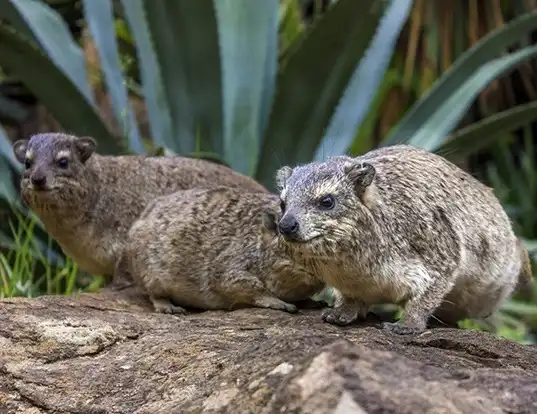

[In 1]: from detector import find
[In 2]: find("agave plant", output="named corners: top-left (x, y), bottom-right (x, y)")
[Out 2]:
top-left (1, 0), bottom-right (537, 261)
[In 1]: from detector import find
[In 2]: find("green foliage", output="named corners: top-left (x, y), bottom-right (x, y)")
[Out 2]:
top-left (0, 208), bottom-right (104, 299)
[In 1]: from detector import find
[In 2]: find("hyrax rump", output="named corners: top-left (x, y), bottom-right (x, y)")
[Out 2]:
top-left (275, 144), bottom-right (532, 335)
top-left (12, 133), bottom-right (268, 283)
top-left (123, 186), bottom-right (325, 314)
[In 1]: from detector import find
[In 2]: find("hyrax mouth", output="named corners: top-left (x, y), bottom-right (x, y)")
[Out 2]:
top-left (280, 233), bottom-right (322, 244)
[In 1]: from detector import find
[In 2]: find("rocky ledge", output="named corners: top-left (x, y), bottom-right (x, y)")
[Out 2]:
top-left (0, 287), bottom-right (536, 413)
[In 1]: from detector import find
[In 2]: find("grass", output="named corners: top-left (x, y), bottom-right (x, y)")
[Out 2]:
top-left (0, 207), bottom-right (104, 299)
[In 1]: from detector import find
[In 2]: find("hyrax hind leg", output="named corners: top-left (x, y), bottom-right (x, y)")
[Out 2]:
top-left (382, 270), bottom-right (456, 336)
top-left (218, 271), bottom-right (298, 313)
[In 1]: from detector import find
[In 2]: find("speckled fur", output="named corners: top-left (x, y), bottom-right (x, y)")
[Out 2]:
top-left (123, 187), bottom-right (325, 314)
top-left (276, 144), bottom-right (527, 335)
top-left (12, 133), bottom-right (267, 283)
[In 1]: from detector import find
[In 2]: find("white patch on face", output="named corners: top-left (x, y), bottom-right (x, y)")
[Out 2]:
top-left (312, 179), bottom-right (340, 200)
top-left (25, 150), bottom-right (34, 160)
top-left (55, 150), bottom-right (71, 160)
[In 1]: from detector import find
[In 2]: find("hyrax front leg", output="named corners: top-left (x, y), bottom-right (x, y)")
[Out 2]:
top-left (150, 295), bottom-right (187, 315)
top-left (322, 289), bottom-right (369, 326)
top-left (110, 252), bottom-right (135, 291)
top-left (382, 271), bottom-right (456, 336)
top-left (220, 271), bottom-right (298, 313)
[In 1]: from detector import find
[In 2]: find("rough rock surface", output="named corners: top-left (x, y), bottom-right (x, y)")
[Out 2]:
top-left (0, 287), bottom-right (536, 414)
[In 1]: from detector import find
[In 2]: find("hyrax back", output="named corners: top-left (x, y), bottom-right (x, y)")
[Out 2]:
top-left (12, 133), bottom-right (268, 281)
top-left (276, 144), bottom-right (526, 335)
top-left (124, 186), bottom-right (324, 314)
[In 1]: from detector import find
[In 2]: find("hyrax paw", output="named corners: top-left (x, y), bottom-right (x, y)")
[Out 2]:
top-left (274, 302), bottom-right (298, 314)
top-left (321, 308), bottom-right (357, 326)
top-left (153, 303), bottom-right (187, 315)
top-left (257, 297), bottom-right (298, 313)
top-left (381, 321), bottom-right (424, 336)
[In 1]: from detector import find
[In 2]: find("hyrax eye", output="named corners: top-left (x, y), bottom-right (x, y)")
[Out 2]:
top-left (24, 158), bottom-right (32, 169)
top-left (57, 158), bottom-right (69, 169)
top-left (318, 195), bottom-right (335, 210)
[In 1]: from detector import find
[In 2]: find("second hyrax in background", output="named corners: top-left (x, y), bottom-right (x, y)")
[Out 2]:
top-left (12, 133), bottom-right (268, 285)
top-left (122, 186), bottom-right (325, 314)
top-left (275, 144), bottom-right (533, 335)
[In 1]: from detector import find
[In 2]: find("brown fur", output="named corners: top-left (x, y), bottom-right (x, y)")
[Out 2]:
top-left (122, 187), bottom-right (325, 314)
top-left (12, 133), bottom-right (268, 284)
top-left (275, 145), bottom-right (524, 335)
top-left (516, 238), bottom-right (533, 295)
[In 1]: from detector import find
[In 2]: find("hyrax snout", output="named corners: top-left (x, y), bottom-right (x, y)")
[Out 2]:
top-left (275, 145), bottom-right (532, 335)
top-left (122, 186), bottom-right (325, 314)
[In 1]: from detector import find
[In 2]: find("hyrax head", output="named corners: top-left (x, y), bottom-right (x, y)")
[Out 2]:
top-left (275, 158), bottom-right (376, 248)
top-left (12, 133), bottom-right (96, 205)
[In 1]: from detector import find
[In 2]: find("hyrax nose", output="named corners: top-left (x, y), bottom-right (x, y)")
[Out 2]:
top-left (278, 214), bottom-right (299, 237)
top-left (31, 174), bottom-right (47, 188)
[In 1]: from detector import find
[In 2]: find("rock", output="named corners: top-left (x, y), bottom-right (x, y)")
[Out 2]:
top-left (0, 286), bottom-right (536, 413)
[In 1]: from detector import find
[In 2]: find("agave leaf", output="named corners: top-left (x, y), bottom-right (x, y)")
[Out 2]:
top-left (313, 0), bottom-right (413, 161)
top-left (385, 11), bottom-right (537, 145)
top-left (0, 24), bottom-right (124, 154)
top-left (214, 0), bottom-right (279, 175)
top-left (500, 300), bottom-right (537, 316)
top-left (0, 125), bottom-right (21, 172)
top-left (142, 0), bottom-right (222, 155)
top-left (120, 0), bottom-right (173, 150)
top-left (279, 0), bottom-right (304, 57)
top-left (0, 94), bottom-right (28, 123)
top-left (403, 45), bottom-right (537, 152)
top-left (82, 0), bottom-right (144, 153)
top-left (437, 101), bottom-right (537, 162)
top-left (0, 160), bottom-right (17, 204)
top-left (349, 69), bottom-right (402, 157)
top-left (256, 0), bottom-right (390, 189)
top-left (5, 0), bottom-right (94, 104)
top-left (0, 125), bottom-right (19, 204)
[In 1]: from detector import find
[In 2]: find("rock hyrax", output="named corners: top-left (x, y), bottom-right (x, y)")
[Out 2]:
top-left (122, 186), bottom-right (325, 314)
top-left (275, 144), bottom-right (532, 335)
top-left (12, 133), bottom-right (268, 283)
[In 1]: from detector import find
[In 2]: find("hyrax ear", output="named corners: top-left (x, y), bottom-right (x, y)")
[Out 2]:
top-left (262, 210), bottom-right (279, 233)
top-left (344, 161), bottom-right (376, 197)
top-left (12, 139), bottom-right (28, 163)
top-left (75, 136), bottom-right (97, 163)
top-left (275, 166), bottom-right (293, 192)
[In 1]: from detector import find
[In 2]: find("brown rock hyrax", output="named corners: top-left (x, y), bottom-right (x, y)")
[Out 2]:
top-left (275, 144), bottom-right (533, 335)
top-left (122, 186), bottom-right (325, 314)
top-left (12, 133), bottom-right (268, 284)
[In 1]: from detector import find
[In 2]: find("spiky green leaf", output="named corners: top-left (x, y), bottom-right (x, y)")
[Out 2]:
top-left (142, 0), bottom-right (222, 155)
top-left (214, 0), bottom-right (279, 175)
top-left (437, 101), bottom-right (537, 162)
top-left (0, 24), bottom-right (124, 154)
top-left (256, 0), bottom-right (390, 189)
top-left (314, 0), bottom-right (413, 160)
top-left (385, 11), bottom-right (537, 145)
top-left (6, 0), bottom-right (94, 104)
top-left (120, 0), bottom-right (174, 149)
top-left (403, 45), bottom-right (537, 151)
top-left (82, 0), bottom-right (144, 153)
top-left (0, 125), bottom-right (19, 204)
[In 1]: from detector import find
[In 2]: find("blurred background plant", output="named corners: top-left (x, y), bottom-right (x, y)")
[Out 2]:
top-left (1, 0), bottom-right (537, 343)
